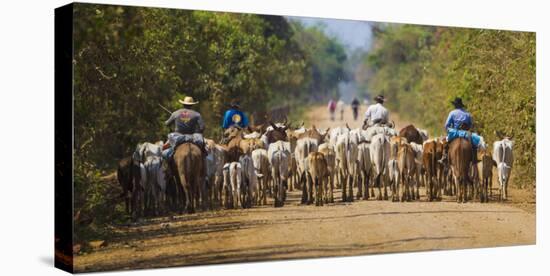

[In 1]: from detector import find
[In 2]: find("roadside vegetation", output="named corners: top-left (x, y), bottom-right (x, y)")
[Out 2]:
top-left (362, 24), bottom-right (535, 188)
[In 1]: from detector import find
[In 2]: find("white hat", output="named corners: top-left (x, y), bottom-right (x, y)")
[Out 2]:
top-left (178, 96), bottom-right (198, 105)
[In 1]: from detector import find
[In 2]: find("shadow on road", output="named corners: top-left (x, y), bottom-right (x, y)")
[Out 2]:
top-left (81, 235), bottom-right (471, 272)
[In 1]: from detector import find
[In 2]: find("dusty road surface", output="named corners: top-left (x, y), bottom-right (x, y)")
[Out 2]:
top-left (74, 105), bottom-right (535, 272)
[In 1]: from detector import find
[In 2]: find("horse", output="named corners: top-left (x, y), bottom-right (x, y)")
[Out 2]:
top-left (448, 137), bottom-right (473, 203)
top-left (173, 143), bottom-right (204, 213)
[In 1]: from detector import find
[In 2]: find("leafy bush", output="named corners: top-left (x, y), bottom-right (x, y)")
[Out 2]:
top-left (364, 24), bottom-right (535, 187)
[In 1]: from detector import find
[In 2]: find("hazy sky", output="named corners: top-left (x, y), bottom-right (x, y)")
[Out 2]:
top-left (289, 16), bottom-right (373, 52)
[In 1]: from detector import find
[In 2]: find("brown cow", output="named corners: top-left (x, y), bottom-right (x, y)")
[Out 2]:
top-left (265, 121), bottom-right (289, 144)
top-left (285, 128), bottom-right (305, 191)
top-left (399, 142), bottom-right (419, 201)
top-left (240, 137), bottom-right (265, 155)
top-left (173, 143), bottom-right (204, 213)
top-left (448, 138), bottom-right (473, 203)
top-left (223, 127), bottom-right (245, 162)
top-left (399, 124), bottom-right (424, 145)
top-left (477, 148), bottom-right (497, 203)
top-left (297, 125), bottom-right (330, 144)
top-left (392, 137), bottom-right (418, 201)
top-left (117, 156), bottom-right (141, 216)
top-left (307, 152), bottom-right (329, 206)
top-left (318, 142), bottom-right (336, 203)
top-left (422, 139), bottom-right (441, 201)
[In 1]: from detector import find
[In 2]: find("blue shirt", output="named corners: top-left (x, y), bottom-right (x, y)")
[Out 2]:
top-left (445, 108), bottom-right (473, 130)
top-left (222, 109), bottom-right (249, 129)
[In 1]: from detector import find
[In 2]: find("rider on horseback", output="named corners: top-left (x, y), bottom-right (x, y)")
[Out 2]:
top-left (364, 95), bottom-right (389, 127)
top-left (162, 96), bottom-right (207, 158)
top-left (222, 101), bottom-right (249, 129)
top-left (439, 97), bottom-right (481, 163)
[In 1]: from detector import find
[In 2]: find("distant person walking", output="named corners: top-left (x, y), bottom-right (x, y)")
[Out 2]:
top-left (328, 99), bottom-right (337, 121)
top-left (351, 97), bottom-right (360, 121)
top-left (337, 100), bottom-right (345, 121)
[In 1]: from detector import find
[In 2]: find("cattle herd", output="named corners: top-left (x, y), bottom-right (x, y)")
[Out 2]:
top-left (117, 120), bottom-right (515, 219)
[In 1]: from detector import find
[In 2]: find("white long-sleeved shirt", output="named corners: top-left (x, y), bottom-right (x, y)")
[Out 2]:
top-left (364, 103), bottom-right (389, 124)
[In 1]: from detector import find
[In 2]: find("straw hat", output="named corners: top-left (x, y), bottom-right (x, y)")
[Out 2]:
top-left (178, 96), bottom-right (199, 105)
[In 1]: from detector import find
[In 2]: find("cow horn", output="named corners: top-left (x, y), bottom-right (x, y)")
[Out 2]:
top-left (362, 119), bottom-right (368, 130)
top-left (390, 120), bottom-right (395, 129)
top-left (345, 123), bottom-right (351, 131)
top-left (322, 127), bottom-right (330, 141)
top-left (300, 121), bottom-right (305, 128)
top-left (269, 121), bottom-right (278, 130)
top-left (495, 130), bottom-right (504, 139)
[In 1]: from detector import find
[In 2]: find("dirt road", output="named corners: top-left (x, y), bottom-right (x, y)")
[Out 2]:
top-left (74, 105), bottom-right (535, 273)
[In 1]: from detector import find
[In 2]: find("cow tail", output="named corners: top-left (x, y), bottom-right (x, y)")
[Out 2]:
top-left (501, 142), bottom-right (506, 166)
top-left (181, 150), bottom-right (189, 190)
top-left (381, 136), bottom-right (386, 172)
top-left (432, 140), bottom-right (437, 176)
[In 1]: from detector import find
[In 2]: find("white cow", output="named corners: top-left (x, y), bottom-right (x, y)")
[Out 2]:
top-left (350, 128), bottom-right (371, 200)
top-left (134, 142), bottom-right (166, 215)
top-left (268, 141), bottom-right (291, 207)
top-left (329, 127), bottom-right (349, 147)
top-left (493, 138), bottom-right (514, 200)
top-left (388, 137), bottom-right (401, 201)
top-left (133, 141), bottom-right (163, 163)
top-left (223, 162), bottom-right (242, 209)
top-left (356, 141), bottom-right (372, 200)
top-left (335, 131), bottom-right (359, 202)
top-left (239, 154), bottom-right (260, 208)
top-left (370, 133), bottom-right (391, 200)
top-left (142, 156), bottom-right (166, 215)
top-left (318, 142), bottom-right (336, 203)
top-left (295, 137), bottom-right (319, 204)
top-left (364, 125), bottom-right (397, 142)
top-left (252, 149), bottom-right (270, 205)
top-left (205, 140), bottom-right (227, 204)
